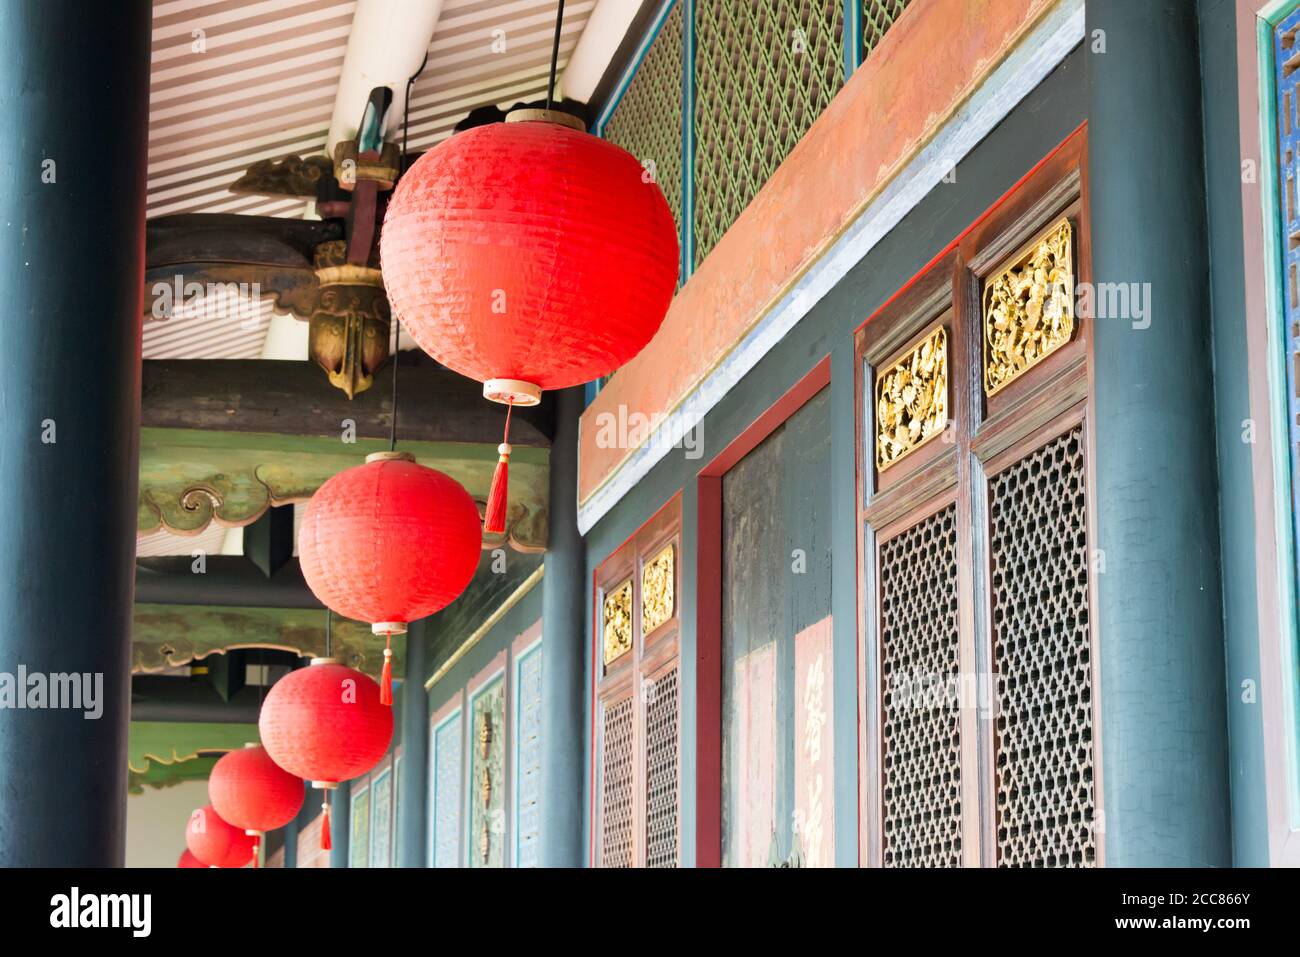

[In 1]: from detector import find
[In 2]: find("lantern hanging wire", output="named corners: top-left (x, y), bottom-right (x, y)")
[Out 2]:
top-left (546, 0), bottom-right (565, 111)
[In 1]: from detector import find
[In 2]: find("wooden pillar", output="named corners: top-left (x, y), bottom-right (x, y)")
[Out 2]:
top-left (1086, 0), bottom-right (1231, 865)
top-left (396, 619), bottom-right (429, 866)
top-left (540, 387), bottom-right (587, 866)
top-left (0, 0), bottom-right (150, 865)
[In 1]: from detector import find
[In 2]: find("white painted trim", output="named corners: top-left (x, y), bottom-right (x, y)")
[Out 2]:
top-left (577, 0), bottom-right (1085, 534)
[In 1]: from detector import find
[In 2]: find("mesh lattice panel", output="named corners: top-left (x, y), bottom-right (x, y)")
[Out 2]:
top-left (693, 0), bottom-right (845, 266)
top-left (604, 1), bottom-right (684, 272)
top-left (600, 695), bottom-right (636, 867)
top-left (644, 667), bottom-right (680, 868)
top-left (878, 504), bottom-right (963, 867)
top-left (989, 426), bottom-right (1096, 867)
top-left (863, 1), bottom-right (911, 60)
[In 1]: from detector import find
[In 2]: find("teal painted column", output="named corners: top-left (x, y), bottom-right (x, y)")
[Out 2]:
top-left (1196, 0), bottom-right (1271, 867)
top-left (281, 781), bottom-right (308, 867)
top-left (396, 620), bottom-right (429, 866)
top-left (1086, 0), bottom-right (1231, 865)
top-left (540, 387), bottom-right (587, 866)
top-left (329, 779), bottom-right (351, 868)
top-left (0, 0), bottom-right (150, 865)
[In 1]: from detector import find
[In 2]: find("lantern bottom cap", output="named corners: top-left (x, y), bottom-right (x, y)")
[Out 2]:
top-left (244, 829), bottom-right (261, 837)
top-left (311, 780), bottom-right (339, 790)
top-left (484, 378), bottom-right (542, 406)
top-left (372, 621), bottom-right (407, 635)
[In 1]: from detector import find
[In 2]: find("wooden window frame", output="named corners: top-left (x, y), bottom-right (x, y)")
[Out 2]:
top-left (590, 493), bottom-right (683, 867)
top-left (854, 123), bottom-right (1105, 867)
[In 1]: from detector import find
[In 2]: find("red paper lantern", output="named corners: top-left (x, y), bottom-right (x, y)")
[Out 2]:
top-left (380, 111), bottom-right (679, 533)
top-left (177, 849), bottom-right (205, 868)
top-left (186, 804), bottom-right (255, 869)
top-left (258, 659), bottom-right (393, 786)
top-left (209, 743), bottom-right (304, 834)
top-left (299, 451), bottom-right (482, 633)
top-left (381, 111), bottom-right (679, 399)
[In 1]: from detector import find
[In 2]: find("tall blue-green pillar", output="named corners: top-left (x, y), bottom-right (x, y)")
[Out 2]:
top-left (397, 619), bottom-right (429, 866)
top-left (1086, 0), bottom-right (1231, 866)
top-left (540, 387), bottom-right (587, 866)
top-left (0, 0), bottom-right (150, 866)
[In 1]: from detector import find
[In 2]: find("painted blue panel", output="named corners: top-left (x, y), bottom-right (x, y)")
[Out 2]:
top-left (369, 767), bottom-right (393, 868)
top-left (514, 643), bottom-right (544, 867)
top-left (431, 711), bottom-right (463, 868)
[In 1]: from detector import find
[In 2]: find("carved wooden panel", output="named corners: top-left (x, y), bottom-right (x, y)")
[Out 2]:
top-left (644, 666), bottom-right (680, 868)
top-left (642, 543), bottom-right (675, 636)
top-left (878, 504), bottom-right (962, 867)
top-left (982, 219), bottom-right (1075, 396)
top-left (468, 677), bottom-right (506, 868)
top-left (875, 325), bottom-right (948, 470)
top-left (988, 427), bottom-right (1096, 867)
top-left (603, 579), bottom-right (633, 667)
top-left (599, 695), bottom-right (636, 868)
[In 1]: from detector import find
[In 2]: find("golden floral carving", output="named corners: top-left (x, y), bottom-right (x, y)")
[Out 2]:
top-left (602, 579), bottom-right (633, 667)
top-left (641, 544), bottom-right (675, 635)
top-left (983, 219), bottom-right (1075, 395)
top-left (875, 326), bottom-right (948, 470)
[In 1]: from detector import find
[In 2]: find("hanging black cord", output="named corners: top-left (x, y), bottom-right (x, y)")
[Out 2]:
top-left (545, 0), bottom-right (565, 111)
top-left (388, 50), bottom-right (431, 452)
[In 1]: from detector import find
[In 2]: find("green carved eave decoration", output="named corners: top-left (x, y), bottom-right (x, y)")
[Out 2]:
top-left (137, 428), bottom-right (549, 552)
top-left (127, 721), bottom-right (255, 794)
top-left (129, 755), bottom-right (219, 795)
top-left (132, 602), bottom-right (403, 679)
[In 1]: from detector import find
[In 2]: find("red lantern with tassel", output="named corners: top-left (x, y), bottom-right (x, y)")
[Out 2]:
top-left (258, 658), bottom-right (393, 851)
top-left (380, 110), bottom-right (679, 532)
top-left (209, 743), bottom-right (304, 867)
top-left (298, 450), bottom-right (481, 702)
top-left (177, 849), bottom-right (205, 868)
top-left (186, 804), bottom-right (256, 868)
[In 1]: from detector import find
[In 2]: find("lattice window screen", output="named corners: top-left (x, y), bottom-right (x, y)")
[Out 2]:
top-left (600, 695), bottom-right (636, 867)
top-left (988, 426), bottom-right (1096, 867)
top-left (863, 0), bottom-right (911, 61)
top-left (604, 0), bottom-right (684, 276)
top-left (644, 667), bottom-right (680, 867)
top-left (693, 0), bottom-right (845, 266)
top-left (878, 504), bottom-right (963, 867)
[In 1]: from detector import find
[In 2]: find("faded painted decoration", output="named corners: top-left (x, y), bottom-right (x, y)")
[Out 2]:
top-left (514, 643), bottom-right (543, 868)
top-left (721, 389), bottom-right (833, 867)
top-left (370, 765), bottom-right (393, 868)
top-left (349, 785), bottom-right (370, 869)
top-left (430, 710), bottom-right (463, 868)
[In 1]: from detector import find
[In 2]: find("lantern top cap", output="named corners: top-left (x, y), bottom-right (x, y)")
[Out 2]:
top-left (505, 108), bottom-right (586, 132)
top-left (243, 741), bottom-right (259, 748)
top-left (364, 450), bottom-right (416, 464)
top-left (309, 656), bottom-right (342, 666)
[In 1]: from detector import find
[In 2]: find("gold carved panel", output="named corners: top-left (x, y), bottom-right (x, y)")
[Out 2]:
top-left (641, 543), bottom-right (675, 635)
top-left (983, 219), bottom-right (1075, 396)
top-left (875, 326), bottom-right (948, 471)
top-left (602, 579), bottom-right (633, 667)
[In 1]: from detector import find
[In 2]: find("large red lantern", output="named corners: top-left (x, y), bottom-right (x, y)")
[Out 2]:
top-left (298, 450), bottom-right (482, 700)
top-left (258, 658), bottom-right (393, 850)
top-left (209, 743), bottom-right (304, 864)
top-left (380, 110), bottom-right (679, 532)
top-left (186, 804), bottom-right (255, 869)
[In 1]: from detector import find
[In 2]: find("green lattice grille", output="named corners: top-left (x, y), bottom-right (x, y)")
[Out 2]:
top-left (863, 0), bottom-right (911, 60)
top-left (603, 1), bottom-right (685, 271)
top-left (693, 0), bottom-right (845, 266)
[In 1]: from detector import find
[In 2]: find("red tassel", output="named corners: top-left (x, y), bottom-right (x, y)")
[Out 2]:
top-left (321, 800), bottom-right (332, 851)
top-left (484, 403), bottom-right (512, 535)
top-left (379, 634), bottom-right (393, 706)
